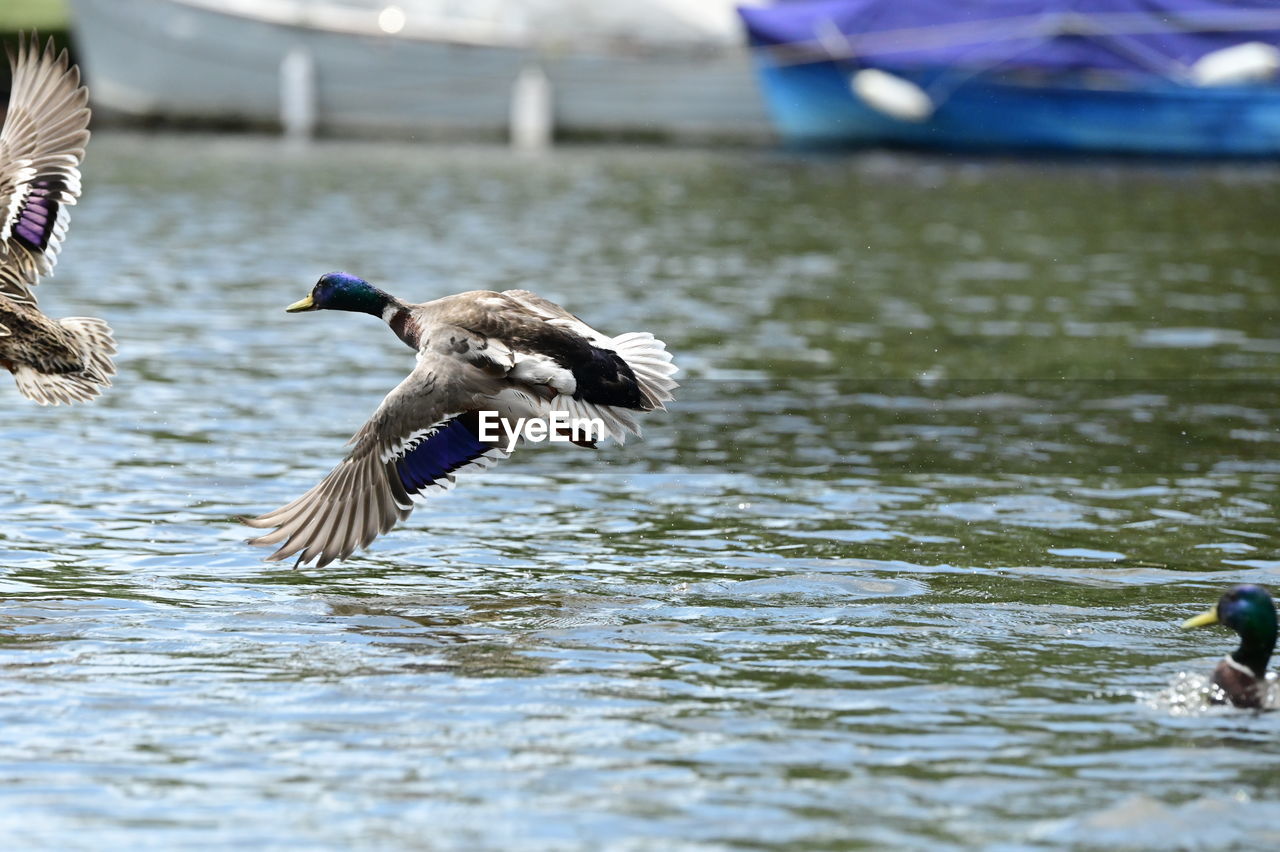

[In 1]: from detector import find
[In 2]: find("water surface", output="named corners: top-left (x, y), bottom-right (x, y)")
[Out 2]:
top-left (2, 135), bottom-right (1280, 848)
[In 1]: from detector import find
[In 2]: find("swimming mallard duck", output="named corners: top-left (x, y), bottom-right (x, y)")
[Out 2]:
top-left (1182, 584), bottom-right (1277, 709)
top-left (246, 272), bottom-right (678, 567)
top-left (0, 34), bottom-right (114, 405)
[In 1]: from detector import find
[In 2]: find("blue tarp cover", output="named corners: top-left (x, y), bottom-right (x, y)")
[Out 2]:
top-left (739, 0), bottom-right (1280, 75)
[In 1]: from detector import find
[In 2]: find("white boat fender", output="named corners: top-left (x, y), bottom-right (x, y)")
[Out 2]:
top-left (1191, 42), bottom-right (1280, 86)
top-left (850, 68), bottom-right (935, 121)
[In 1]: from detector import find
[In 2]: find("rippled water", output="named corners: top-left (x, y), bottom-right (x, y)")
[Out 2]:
top-left (2, 134), bottom-right (1280, 848)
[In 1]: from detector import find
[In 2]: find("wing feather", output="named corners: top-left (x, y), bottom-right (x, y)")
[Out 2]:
top-left (500, 289), bottom-right (613, 348)
top-left (246, 352), bottom-right (508, 568)
top-left (0, 34), bottom-right (91, 306)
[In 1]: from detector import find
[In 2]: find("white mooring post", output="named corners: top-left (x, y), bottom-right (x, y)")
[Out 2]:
top-left (280, 48), bottom-right (317, 140)
top-left (510, 64), bottom-right (553, 151)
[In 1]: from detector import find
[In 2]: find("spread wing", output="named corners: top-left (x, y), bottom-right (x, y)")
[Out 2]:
top-left (245, 350), bottom-right (509, 568)
top-left (0, 34), bottom-right (90, 307)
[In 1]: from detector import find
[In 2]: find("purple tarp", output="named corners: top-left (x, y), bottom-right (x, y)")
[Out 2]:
top-left (739, 0), bottom-right (1280, 76)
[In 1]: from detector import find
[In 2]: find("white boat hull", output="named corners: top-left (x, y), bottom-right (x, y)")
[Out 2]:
top-left (68, 0), bottom-right (773, 141)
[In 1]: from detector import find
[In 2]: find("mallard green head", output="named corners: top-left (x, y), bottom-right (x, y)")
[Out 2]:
top-left (287, 272), bottom-right (391, 316)
top-left (1183, 584), bottom-right (1277, 676)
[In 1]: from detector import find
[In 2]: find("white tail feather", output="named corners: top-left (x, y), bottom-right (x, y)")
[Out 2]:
top-left (610, 331), bottom-right (678, 411)
top-left (61, 317), bottom-right (117, 383)
top-left (489, 332), bottom-right (677, 446)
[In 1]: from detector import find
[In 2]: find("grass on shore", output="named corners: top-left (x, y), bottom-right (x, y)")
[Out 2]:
top-left (0, 0), bottom-right (69, 32)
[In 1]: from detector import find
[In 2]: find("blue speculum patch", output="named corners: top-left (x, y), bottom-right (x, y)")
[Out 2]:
top-left (396, 416), bottom-right (489, 494)
top-left (14, 181), bottom-right (60, 250)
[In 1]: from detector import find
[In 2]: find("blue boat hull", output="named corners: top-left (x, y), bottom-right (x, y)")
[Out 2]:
top-left (751, 57), bottom-right (1280, 156)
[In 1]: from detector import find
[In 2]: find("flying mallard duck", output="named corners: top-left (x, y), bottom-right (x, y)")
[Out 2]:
top-left (246, 272), bottom-right (678, 567)
top-left (0, 35), bottom-right (115, 405)
top-left (1182, 584), bottom-right (1277, 709)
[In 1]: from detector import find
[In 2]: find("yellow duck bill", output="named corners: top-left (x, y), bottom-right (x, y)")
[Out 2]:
top-left (1182, 607), bottom-right (1220, 629)
top-left (286, 294), bottom-right (316, 312)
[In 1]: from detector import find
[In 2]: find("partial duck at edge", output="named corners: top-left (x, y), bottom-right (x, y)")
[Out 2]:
top-left (1183, 584), bottom-right (1277, 709)
top-left (0, 34), bottom-right (115, 405)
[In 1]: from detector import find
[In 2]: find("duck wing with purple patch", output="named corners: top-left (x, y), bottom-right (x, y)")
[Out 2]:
top-left (245, 351), bottom-right (509, 568)
top-left (0, 35), bottom-right (90, 307)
